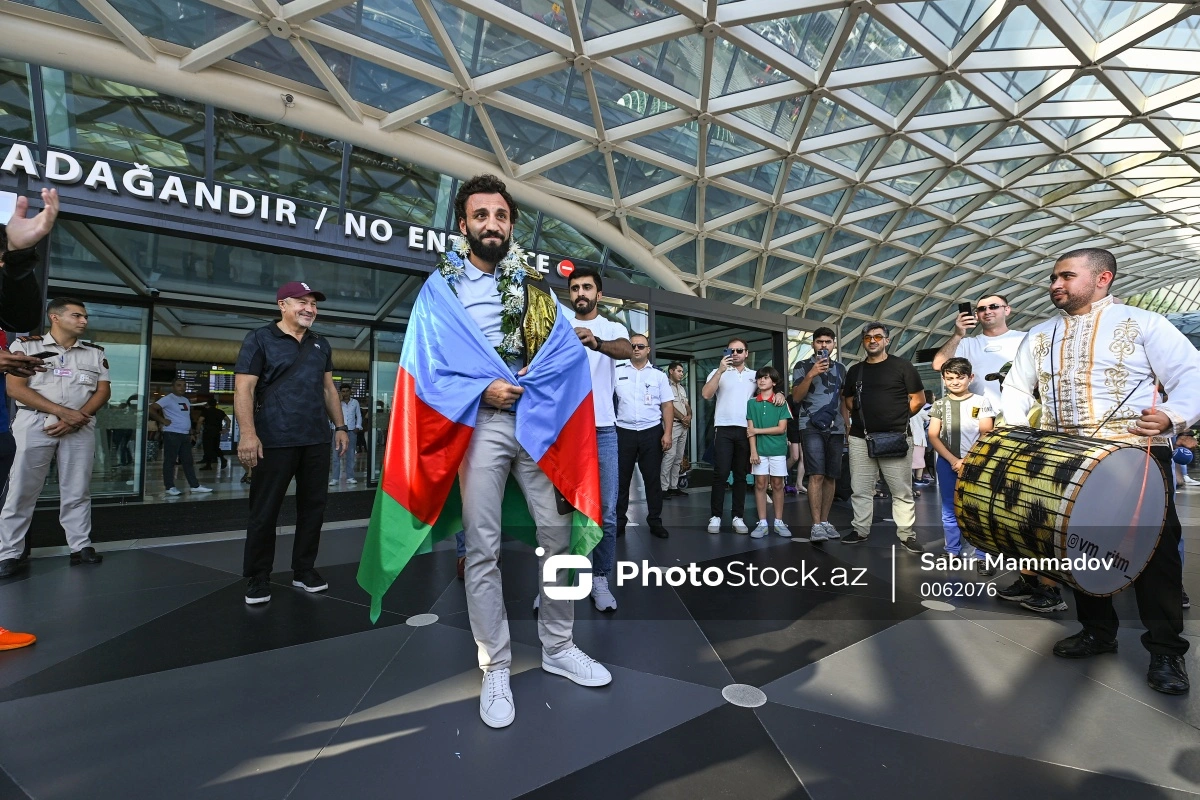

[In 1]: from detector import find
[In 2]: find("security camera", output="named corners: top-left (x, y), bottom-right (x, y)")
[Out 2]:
top-left (282, 93), bottom-right (295, 107)
top-left (147, 287), bottom-right (160, 297)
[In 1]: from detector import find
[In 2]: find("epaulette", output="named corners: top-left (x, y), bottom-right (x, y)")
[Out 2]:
top-left (80, 341), bottom-right (105, 350)
top-left (16, 335), bottom-right (42, 342)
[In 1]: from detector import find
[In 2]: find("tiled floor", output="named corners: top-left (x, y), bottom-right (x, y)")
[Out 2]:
top-left (0, 479), bottom-right (1197, 799)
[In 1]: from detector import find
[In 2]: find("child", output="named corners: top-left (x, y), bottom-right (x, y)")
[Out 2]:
top-left (927, 358), bottom-right (994, 571)
top-left (747, 367), bottom-right (792, 538)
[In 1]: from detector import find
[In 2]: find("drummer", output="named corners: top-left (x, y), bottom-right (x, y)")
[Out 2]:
top-left (1001, 247), bottom-right (1200, 696)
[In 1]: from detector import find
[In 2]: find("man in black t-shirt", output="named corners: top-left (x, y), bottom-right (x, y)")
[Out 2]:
top-left (198, 398), bottom-right (229, 469)
top-left (839, 322), bottom-right (926, 552)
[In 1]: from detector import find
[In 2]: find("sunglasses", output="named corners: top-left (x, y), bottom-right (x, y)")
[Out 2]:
top-left (862, 334), bottom-right (886, 343)
top-left (729, 348), bottom-right (746, 354)
top-left (975, 303), bottom-right (1006, 313)
top-left (632, 343), bottom-right (649, 350)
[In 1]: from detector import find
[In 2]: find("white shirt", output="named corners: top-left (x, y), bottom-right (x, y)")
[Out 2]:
top-left (909, 407), bottom-right (929, 447)
top-left (154, 393), bottom-right (192, 434)
top-left (341, 398), bottom-right (362, 430)
top-left (707, 366), bottom-right (759, 427)
top-left (614, 362), bottom-right (673, 431)
top-left (954, 329), bottom-right (1026, 409)
top-left (573, 315), bottom-right (629, 427)
top-left (1001, 295), bottom-right (1200, 446)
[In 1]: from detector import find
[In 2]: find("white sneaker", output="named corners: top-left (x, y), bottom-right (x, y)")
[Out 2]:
top-left (591, 575), bottom-right (617, 611)
top-left (480, 668), bottom-right (515, 728)
top-left (542, 645), bottom-right (612, 687)
top-left (328, 479), bottom-right (337, 486)
top-left (1185, 476), bottom-right (1200, 486)
top-left (810, 523), bottom-right (829, 541)
top-left (707, 516), bottom-right (721, 534)
top-left (821, 522), bottom-right (841, 539)
top-left (774, 520), bottom-right (791, 538)
top-left (750, 521), bottom-right (769, 539)
top-left (191, 485), bottom-right (213, 493)
top-left (165, 487), bottom-right (182, 496)
top-left (766, 495), bottom-right (773, 505)
top-left (732, 517), bottom-right (749, 534)
top-left (347, 477), bottom-right (358, 485)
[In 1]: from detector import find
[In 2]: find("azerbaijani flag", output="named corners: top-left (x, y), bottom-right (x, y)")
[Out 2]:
top-left (357, 271), bottom-right (602, 622)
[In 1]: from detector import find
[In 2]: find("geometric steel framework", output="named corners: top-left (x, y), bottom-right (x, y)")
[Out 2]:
top-left (5, 0), bottom-right (1200, 356)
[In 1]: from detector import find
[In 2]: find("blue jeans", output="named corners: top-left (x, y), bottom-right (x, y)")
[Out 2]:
top-left (454, 427), bottom-right (619, 572)
top-left (592, 426), bottom-right (619, 578)
top-left (331, 431), bottom-right (357, 479)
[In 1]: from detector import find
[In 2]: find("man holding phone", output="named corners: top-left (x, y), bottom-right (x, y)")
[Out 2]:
top-left (931, 295), bottom-right (1025, 412)
top-left (791, 327), bottom-right (848, 541)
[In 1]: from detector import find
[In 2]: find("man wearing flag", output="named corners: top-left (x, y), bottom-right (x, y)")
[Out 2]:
top-left (358, 175), bottom-right (610, 729)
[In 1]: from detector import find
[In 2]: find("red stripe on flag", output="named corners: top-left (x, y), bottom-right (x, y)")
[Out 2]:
top-left (538, 393), bottom-right (602, 523)
top-left (382, 367), bottom-right (475, 526)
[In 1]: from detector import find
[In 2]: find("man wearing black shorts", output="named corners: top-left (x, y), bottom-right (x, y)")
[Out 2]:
top-left (791, 328), bottom-right (848, 541)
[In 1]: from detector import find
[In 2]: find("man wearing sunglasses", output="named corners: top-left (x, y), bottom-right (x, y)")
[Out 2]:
top-left (931, 295), bottom-right (1025, 411)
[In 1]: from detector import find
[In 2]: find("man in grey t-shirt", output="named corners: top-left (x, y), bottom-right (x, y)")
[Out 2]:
top-left (149, 378), bottom-right (212, 497)
top-left (791, 327), bottom-right (847, 541)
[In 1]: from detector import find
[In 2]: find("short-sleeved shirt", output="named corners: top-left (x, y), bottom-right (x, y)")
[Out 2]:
top-left (573, 315), bottom-right (629, 427)
top-left (791, 357), bottom-right (848, 434)
top-left (842, 355), bottom-right (924, 438)
top-left (201, 405), bottom-right (228, 433)
top-left (954, 330), bottom-right (1025, 410)
top-left (11, 333), bottom-right (110, 412)
top-left (747, 395), bottom-right (791, 457)
top-left (614, 362), bottom-right (673, 431)
top-left (235, 323), bottom-right (334, 448)
top-left (930, 394), bottom-right (994, 458)
top-left (154, 393), bottom-right (193, 433)
top-left (706, 366), bottom-right (758, 427)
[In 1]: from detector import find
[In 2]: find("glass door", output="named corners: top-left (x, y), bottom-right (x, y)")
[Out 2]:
top-left (371, 330), bottom-right (404, 483)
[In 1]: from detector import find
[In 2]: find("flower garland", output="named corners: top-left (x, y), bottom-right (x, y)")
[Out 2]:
top-left (439, 235), bottom-right (530, 362)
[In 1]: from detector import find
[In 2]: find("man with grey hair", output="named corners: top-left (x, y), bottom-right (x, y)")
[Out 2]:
top-left (840, 322), bottom-right (926, 552)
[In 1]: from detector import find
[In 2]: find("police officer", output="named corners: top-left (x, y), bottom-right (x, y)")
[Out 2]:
top-left (0, 297), bottom-right (111, 576)
top-left (614, 333), bottom-right (673, 540)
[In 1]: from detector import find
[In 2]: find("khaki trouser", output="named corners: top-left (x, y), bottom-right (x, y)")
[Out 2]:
top-left (660, 422), bottom-right (688, 490)
top-left (461, 407), bottom-right (573, 672)
top-left (847, 434), bottom-right (916, 541)
top-left (0, 410), bottom-right (95, 560)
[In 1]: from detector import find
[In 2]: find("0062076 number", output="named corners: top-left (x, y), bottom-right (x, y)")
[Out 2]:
top-left (920, 582), bottom-right (997, 598)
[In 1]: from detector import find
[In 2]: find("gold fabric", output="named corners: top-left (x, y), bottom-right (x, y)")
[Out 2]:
top-left (522, 283), bottom-right (557, 365)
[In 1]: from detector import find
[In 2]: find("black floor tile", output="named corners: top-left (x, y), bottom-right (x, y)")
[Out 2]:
top-left (0, 580), bottom-right (405, 701)
top-left (517, 703), bottom-right (809, 800)
top-left (757, 702), bottom-right (1200, 799)
top-left (0, 766), bottom-right (29, 800)
top-left (280, 547), bottom-right (459, 618)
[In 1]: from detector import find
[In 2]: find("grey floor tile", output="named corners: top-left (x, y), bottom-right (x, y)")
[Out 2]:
top-left (147, 526), bottom-right (369, 575)
top-left (758, 701), bottom-right (1200, 799)
top-left (0, 626), bottom-right (412, 800)
top-left (288, 622), bottom-right (725, 800)
top-left (763, 612), bottom-right (1200, 792)
top-left (0, 550), bottom-right (234, 603)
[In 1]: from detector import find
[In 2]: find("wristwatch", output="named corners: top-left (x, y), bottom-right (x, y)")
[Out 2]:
top-left (592, 336), bottom-right (604, 352)
top-left (335, 425), bottom-right (349, 432)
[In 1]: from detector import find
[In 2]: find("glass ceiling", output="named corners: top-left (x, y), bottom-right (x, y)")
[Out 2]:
top-left (8, 0), bottom-right (1200, 355)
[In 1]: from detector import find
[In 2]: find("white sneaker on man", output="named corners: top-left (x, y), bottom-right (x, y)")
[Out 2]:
top-left (707, 516), bottom-right (722, 534)
top-left (732, 517), bottom-right (749, 534)
top-left (751, 521), bottom-right (769, 539)
top-left (821, 522), bottom-right (841, 539)
top-left (810, 523), bottom-right (829, 541)
top-left (774, 520), bottom-right (792, 538)
top-left (480, 668), bottom-right (515, 728)
top-left (191, 485), bottom-right (213, 493)
top-left (347, 477), bottom-right (358, 485)
top-left (542, 645), bottom-right (612, 687)
top-left (591, 575), bottom-right (617, 611)
top-left (165, 487), bottom-right (182, 497)
top-left (328, 479), bottom-right (337, 487)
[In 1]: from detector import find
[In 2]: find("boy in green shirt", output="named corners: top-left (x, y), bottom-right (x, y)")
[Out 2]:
top-left (747, 367), bottom-right (792, 538)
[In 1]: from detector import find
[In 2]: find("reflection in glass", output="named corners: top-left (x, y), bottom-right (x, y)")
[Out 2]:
top-left (372, 330), bottom-right (403, 482)
top-left (214, 110), bottom-right (342, 205)
top-left (347, 146), bottom-right (441, 226)
top-left (0, 60), bottom-right (33, 142)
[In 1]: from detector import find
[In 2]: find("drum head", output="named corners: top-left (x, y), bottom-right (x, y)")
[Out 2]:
top-left (1067, 447), bottom-right (1167, 595)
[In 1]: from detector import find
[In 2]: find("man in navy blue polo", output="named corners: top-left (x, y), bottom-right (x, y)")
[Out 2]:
top-left (234, 281), bottom-right (349, 605)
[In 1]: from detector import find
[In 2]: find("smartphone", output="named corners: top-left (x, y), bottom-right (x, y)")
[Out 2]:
top-left (817, 348), bottom-right (830, 360)
top-left (723, 348), bottom-right (733, 357)
top-left (958, 302), bottom-right (972, 315)
top-left (28, 351), bottom-right (57, 360)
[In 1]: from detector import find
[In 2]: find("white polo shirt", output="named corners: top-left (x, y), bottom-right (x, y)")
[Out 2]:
top-left (614, 362), bottom-right (673, 431)
top-left (573, 315), bottom-right (629, 427)
top-left (707, 366), bottom-right (758, 427)
top-left (154, 393), bottom-right (193, 434)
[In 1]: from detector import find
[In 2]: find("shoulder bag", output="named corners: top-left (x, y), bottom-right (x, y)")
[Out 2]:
top-left (855, 380), bottom-right (909, 459)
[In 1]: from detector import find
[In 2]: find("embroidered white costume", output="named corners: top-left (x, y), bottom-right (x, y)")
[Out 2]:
top-left (1001, 295), bottom-right (1200, 445)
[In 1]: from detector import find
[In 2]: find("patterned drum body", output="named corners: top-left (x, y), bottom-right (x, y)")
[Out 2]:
top-left (955, 427), bottom-right (1167, 596)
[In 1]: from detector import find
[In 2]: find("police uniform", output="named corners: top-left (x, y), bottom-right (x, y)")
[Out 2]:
top-left (0, 333), bottom-right (110, 561)
top-left (613, 361), bottom-right (673, 535)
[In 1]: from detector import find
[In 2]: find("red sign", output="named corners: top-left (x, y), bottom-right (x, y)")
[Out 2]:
top-left (557, 259), bottom-right (575, 278)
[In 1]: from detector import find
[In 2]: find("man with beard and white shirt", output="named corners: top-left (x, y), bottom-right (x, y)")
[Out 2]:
top-left (568, 265), bottom-right (632, 611)
top-left (931, 294), bottom-right (1025, 412)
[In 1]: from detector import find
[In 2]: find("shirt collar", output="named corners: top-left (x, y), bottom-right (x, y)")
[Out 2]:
top-left (464, 260), bottom-right (498, 282)
top-left (42, 332), bottom-right (71, 350)
top-left (1057, 294), bottom-right (1114, 320)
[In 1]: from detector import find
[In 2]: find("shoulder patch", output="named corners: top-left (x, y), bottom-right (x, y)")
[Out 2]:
top-left (17, 335), bottom-right (42, 342)
top-left (81, 341), bottom-right (105, 350)
top-left (102, 358), bottom-right (109, 369)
